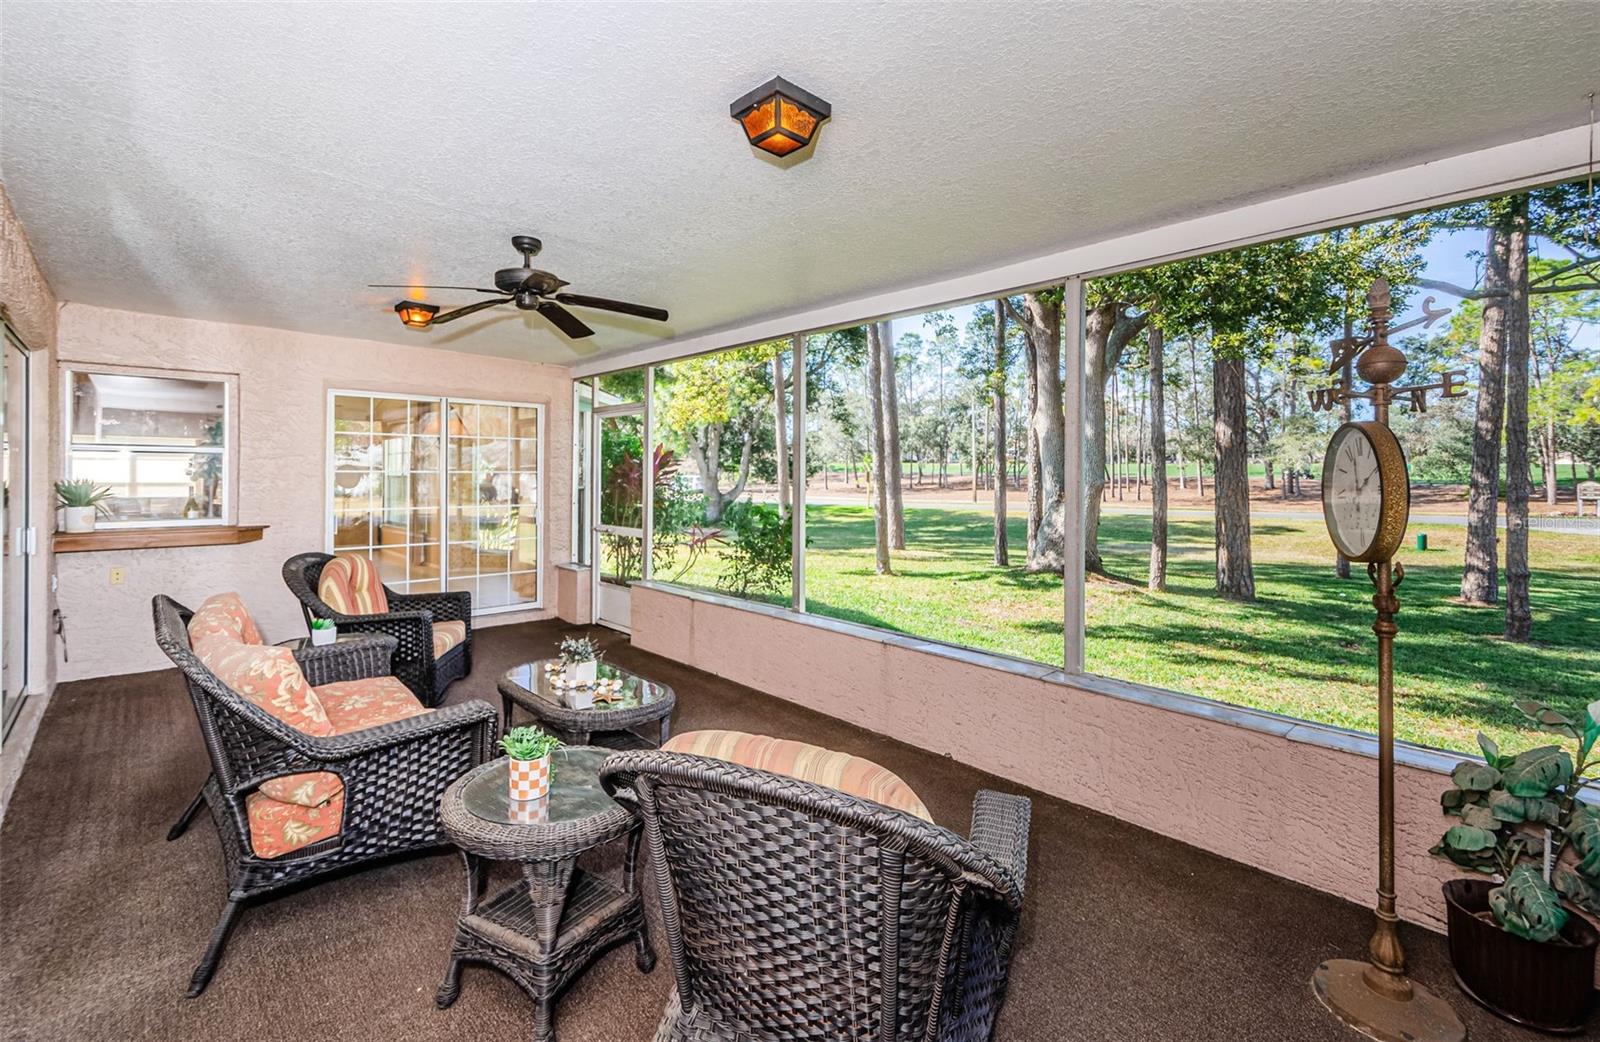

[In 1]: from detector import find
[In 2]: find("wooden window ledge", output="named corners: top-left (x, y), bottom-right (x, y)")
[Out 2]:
top-left (53, 524), bottom-right (268, 554)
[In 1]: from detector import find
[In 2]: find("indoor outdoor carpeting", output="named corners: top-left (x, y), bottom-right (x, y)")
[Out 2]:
top-left (0, 620), bottom-right (1554, 1041)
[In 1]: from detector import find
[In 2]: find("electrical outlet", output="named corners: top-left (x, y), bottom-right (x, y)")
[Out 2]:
top-left (109, 567), bottom-right (126, 586)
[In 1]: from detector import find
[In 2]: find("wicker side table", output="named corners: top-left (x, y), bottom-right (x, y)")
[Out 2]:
top-left (436, 748), bottom-right (654, 1042)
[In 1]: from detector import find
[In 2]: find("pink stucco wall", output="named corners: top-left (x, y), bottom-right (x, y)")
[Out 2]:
top-left (630, 583), bottom-right (1490, 945)
top-left (555, 563), bottom-right (593, 625)
top-left (1, 184), bottom-right (59, 694)
top-left (51, 303), bottom-right (573, 681)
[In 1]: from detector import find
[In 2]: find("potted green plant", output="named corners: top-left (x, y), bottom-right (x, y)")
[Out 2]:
top-left (500, 726), bottom-right (561, 802)
top-left (55, 479), bottom-right (113, 534)
top-left (558, 635), bottom-right (602, 687)
top-left (309, 617), bottom-right (336, 647)
top-left (1433, 698), bottom-right (1600, 1033)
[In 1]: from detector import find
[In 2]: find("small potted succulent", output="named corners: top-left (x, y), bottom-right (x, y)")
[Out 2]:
top-left (558, 635), bottom-right (603, 687)
top-left (55, 479), bottom-right (113, 533)
top-left (500, 726), bottom-right (561, 802)
top-left (308, 617), bottom-right (337, 647)
top-left (1432, 698), bottom-right (1600, 1033)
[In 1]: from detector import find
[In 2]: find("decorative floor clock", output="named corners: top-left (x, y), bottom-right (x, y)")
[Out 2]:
top-left (1308, 279), bottom-right (1468, 1042)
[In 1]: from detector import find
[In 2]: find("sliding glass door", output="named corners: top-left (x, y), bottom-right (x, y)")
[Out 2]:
top-left (2, 329), bottom-right (32, 738)
top-left (329, 392), bottom-right (543, 613)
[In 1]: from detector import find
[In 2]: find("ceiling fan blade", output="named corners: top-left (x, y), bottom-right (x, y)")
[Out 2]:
top-left (430, 297), bottom-right (513, 325)
top-left (370, 284), bottom-right (503, 294)
top-left (536, 302), bottom-right (596, 339)
top-left (555, 292), bottom-right (669, 322)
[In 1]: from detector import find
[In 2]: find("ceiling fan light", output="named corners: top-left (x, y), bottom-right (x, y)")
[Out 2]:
top-left (394, 300), bottom-right (439, 329)
top-left (731, 76), bottom-right (830, 158)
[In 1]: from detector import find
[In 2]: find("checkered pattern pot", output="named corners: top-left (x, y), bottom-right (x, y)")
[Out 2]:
top-left (507, 756), bottom-right (552, 801)
top-left (507, 798), bottom-right (550, 825)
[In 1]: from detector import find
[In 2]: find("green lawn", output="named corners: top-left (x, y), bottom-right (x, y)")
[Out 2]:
top-left (663, 504), bottom-right (1598, 755)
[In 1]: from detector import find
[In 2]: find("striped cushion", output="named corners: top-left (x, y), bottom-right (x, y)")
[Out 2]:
top-left (432, 620), bottom-right (467, 658)
top-left (663, 730), bottom-right (932, 822)
top-left (318, 554), bottom-right (389, 616)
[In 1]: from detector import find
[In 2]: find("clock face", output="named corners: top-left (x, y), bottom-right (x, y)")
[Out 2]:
top-left (1321, 421), bottom-right (1409, 561)
top-left (1326, 426), bottom-right (1382, 555)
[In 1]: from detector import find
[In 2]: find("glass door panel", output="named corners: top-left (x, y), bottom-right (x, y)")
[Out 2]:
top-left (2, 333), bottom-right (30, 737)
top-left (594, 409), bottom-right (644, 629)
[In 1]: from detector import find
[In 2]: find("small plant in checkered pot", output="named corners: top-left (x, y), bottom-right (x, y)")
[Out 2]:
top-left (499, 726), bottom-right (562, 801)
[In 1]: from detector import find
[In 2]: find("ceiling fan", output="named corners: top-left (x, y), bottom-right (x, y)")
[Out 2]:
top-left (371, 235), bottom-right (668, 339)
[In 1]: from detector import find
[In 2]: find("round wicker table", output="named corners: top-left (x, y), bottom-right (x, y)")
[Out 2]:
top-left (436, 748), bottom-right (654, 1042)
top-left (499, 659), bottom-right (676, 749)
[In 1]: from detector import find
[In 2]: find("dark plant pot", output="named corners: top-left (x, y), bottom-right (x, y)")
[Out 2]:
top-left (1443, 879), bottom-right (1599, 1034)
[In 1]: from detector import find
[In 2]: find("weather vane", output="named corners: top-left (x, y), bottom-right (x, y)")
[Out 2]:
top-left (1308, 283), bottom-right (1466, 415)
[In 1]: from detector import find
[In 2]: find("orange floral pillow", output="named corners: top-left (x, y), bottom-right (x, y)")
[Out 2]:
top-left (195, 639), bottom-right (333, 738)
top-left (260, 771), bottom-right (343, 808)
top-left (187, 592), bottom-right (264, 647)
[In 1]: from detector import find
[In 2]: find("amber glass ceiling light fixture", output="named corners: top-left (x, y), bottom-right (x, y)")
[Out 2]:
top-left (731, 76), bottom-right (831, 157)
top-left (394, 300), bottom-right (439, 329)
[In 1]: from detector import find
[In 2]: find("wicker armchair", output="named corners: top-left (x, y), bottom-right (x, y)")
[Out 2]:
top-left (282, 551), bottom-right (472, 706)
top-left (599, 750), bottom-right (1031, 1042)
top-left (153, 594), bottom-right (497, 997)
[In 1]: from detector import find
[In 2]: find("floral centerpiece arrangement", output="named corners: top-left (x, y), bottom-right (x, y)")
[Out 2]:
top-left (557, 635), bottom-right (603, 686)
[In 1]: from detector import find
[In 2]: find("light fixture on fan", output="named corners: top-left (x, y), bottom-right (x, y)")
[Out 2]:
top-left (731, 76), bottom-right (831, 157)
top-left (394, 300), bottom-right (438, 329)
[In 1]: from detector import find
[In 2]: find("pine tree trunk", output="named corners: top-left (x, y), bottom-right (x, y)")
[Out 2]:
top-left (1213, 351), bottom-right (1255, 600)
top-left (865, 323), bottom-right (892, 575)
top-left (1083, 304), bottom-right (1114, 571)
top-left (1462, 226), bottom-right (1511, 605)
top-left (1025, 331), bottom-right (1041, 555)
top-left (1148, 324), bottom-right (1168, 591)
top-left (1503, 198), bottom-right (1532, 641)
top-left (877, 320), bottom-right (906, 549)
top-left (1022, 292), bottom-right (1067, 573)
top-left (773, 351), bottom-right (789, 518)
top-left (993, 300), bottom-right (1009, 566)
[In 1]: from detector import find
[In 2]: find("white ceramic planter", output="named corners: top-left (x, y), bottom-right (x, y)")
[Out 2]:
top-left (565, 659), bottom-right (598, 686)
top-left (62, 507), bottom-right (96, 534)
top-left (508, 754), bottom-right (552, 801)
top-left (309, 625), bottom-right (337, 647)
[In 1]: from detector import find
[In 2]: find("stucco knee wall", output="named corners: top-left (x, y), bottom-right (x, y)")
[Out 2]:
top-left (630, 582), bottom-right (1480, 942)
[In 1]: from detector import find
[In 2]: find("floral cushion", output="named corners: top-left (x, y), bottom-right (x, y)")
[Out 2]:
top-left (246, 787), bottom-right (344, 858)
top-left (662, 730), bottom-right (932, 822)
top-left (315, 675), bottom-right (428, 734)
top-left (317, 554), bottom-right (389, 616)
top-left (187, 592), bottom-right (264, 647)
top-left (432, 620), bottom-right (467, 658)
top-left (194, 637), bottom-right (334, 738)
top-left (259, 771), bottom-right (343, 808)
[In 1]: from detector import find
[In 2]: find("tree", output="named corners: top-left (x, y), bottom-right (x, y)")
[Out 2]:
top-left (1147, 323), bottom-right (1168, 590)
top-left (1005, 289), bottom-right (1069, 573)
top-left (657, 343), bottom-right (778, 522)
top-left (864, 322), bottom-right (893, 574)
top-left (1424, 182), bottom-right (1599, 626)
top-left (877, 320), bottom-right (906, 549)
top-left (992, 300), bottom-right (1010, 565)
top-left (1502, 197), bottom-right (1532, 640)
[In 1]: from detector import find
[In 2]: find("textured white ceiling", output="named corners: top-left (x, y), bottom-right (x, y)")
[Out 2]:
top-left (3, 0), bottom-right (1597, 366)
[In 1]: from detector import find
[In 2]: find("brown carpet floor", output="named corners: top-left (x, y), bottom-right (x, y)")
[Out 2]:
top-left (0, 620), bottom-right (1555, 1041)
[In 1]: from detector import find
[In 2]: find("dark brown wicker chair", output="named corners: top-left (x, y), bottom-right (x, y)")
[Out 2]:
top-left (282, 551), bottom-right (472, 707)
top-left (599, 749), bottom-right (1031, 1042)
top-left (153, 594), bottom-right (497, 997)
